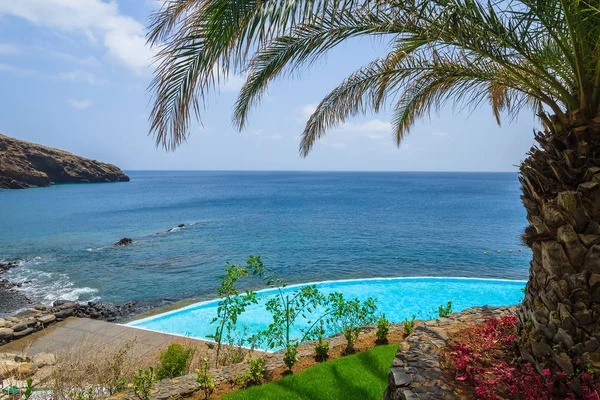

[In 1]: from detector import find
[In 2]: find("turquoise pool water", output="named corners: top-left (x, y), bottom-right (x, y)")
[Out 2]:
top-left (128, 277), bottom-right (525, 348)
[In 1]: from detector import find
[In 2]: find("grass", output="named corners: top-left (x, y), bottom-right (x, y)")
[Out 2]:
top-left (221, 344), bottom-right (397, 400)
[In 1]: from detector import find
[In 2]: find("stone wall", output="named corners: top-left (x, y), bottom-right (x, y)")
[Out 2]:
top-left (384, 305), bottom-right (516, 400)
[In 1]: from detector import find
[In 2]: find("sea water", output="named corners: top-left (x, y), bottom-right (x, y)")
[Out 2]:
top-left (0, 171), bottom-right (530, 311)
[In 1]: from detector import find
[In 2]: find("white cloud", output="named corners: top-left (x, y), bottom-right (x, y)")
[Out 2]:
top-left (0, 0), bottom-right (154, 74)
top-left (300, 103), bottom-right (318, 119)
top-left (43, 49), bottom-right (101, 67)
top-left (332, 119), bottom-right (391, 142)
top-left (0, 63), bottom-right (35, 76)
top-left (68, 99), bottom-right (93, 109)
top-left (55, 70), bottom-right (106, 85)
top-left (0, 43), bottom-right (19, 55)
top-left (270, 133), bottom-right (282, 140)
top-left (344, 119), bottom-right (391, 133)
top-left (221, 74), bottom-right (246, 92)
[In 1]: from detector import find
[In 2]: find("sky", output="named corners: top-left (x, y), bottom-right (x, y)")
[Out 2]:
top-left (0, 0), bottom-right (541, 172)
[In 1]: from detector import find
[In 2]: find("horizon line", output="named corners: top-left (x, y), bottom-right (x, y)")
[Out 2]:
top-left (122, 169), bottom-right (519, 173)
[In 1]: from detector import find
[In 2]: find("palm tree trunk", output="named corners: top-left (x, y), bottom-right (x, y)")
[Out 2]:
top-left (518, 117), bottom-right (600, 380)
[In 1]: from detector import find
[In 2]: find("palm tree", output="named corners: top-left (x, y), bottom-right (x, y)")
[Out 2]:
top-left (148, 0), bottom-right (600, 379)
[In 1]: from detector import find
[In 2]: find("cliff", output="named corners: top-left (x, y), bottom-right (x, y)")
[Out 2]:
top-left (0, 134), bottom-right (130, 189)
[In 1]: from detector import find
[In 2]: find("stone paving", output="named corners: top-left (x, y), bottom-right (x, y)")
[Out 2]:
top-left (0, 317), bottom-right (206, 360)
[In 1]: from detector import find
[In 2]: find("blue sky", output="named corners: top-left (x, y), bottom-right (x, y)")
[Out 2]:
top-left (0, 0), bottom-right (540, 171)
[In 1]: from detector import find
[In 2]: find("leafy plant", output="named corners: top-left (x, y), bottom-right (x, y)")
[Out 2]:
top-left (403, 316), bottom-right (416, 336)
top-left (438, 301), bottom-right (453, 318)
top-left (23, 378), bottom-right (34, 400)
top-left (208, 256), bottom-right (265, 367)
top-left (195, 357), bottom-right (215, 400)
top-left (259, 282), bottom-right (329, 371)
top-left (328, 293), bottom-right (378, 354)
top-left (156, 343), bottom-right (195, 380)
top-left (106, 339), bottom-right (135, 395)
top-left (68, 388), bottom-right (95, 400)
top-left (243, 356), bottom-right (265, 386)
top-left (376, 314), bottom-right (391, 343)
top-left (314, 327), bottom-right (330, 361)
top-left (132, 367), bottom-right (154, 400)
top-left (283, 344), bottom-right (299, 371)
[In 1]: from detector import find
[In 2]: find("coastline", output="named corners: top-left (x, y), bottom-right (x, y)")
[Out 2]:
top-left (0, 261), bottom-right (34, 316)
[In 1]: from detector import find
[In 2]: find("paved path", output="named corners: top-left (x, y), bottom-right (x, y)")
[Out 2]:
top-left (0, 317), bottom-right (206, 358)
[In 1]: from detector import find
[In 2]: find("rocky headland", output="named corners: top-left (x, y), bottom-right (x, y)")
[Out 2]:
top-left (0, 133), bottom-right (129, 189)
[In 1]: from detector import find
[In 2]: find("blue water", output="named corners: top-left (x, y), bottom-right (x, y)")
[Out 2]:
top-left (129, 277), bottom-right (525, 348)
top-left (0, 171), bottom-right (530, 310)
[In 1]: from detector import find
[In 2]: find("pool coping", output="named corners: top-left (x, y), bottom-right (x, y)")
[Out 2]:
top-left (123, 276), bottom-right (526, 347)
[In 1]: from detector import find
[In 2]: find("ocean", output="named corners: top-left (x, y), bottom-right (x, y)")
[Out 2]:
top-left (0, 171), bottom-right (530, 312)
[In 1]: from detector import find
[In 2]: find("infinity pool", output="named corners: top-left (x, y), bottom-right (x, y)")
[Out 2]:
top-left (128, 277), bottom-right (525, 347)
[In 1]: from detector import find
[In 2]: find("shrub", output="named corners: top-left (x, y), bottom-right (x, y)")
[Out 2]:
top-left (155, 343), bottom-right (195, 380)
top-left (259, 282), bottom-right (328, 371)
top-left (244, 356), bottom-right (265, 386)
top-left (314, 328), bottom-right (330, 361)
top-left (68, 388), bottom-right (95, 400)
top-left (328, 293), bottom-right (378, 354)
top-left (441, 314), bottom-right (600, 399)
top-left (283, 344), bottom-right (299, 371)
top-left (24, 378), bottom-right (34, 400)
top-left (195, 357), bottom-right (215, 400)
top-left (438, 301), bottom-right (453, 318)
top-left (403, 316), bottom-right (416, 335)
top-left (208, 256), bottom-right (265, 367)
top-left (132, 367), bottom-right (154, 400)
top-left (376, 314), bottom-right (390, 343)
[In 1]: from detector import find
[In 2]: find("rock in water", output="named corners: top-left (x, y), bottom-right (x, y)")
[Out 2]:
top-left (114, 238), bottom-right (133, 246)
top-left (0, 133), bottom-right (129, 189)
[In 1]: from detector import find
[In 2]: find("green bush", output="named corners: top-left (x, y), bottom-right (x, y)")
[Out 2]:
top-left (244, 356), bottom-right (266, 386)
top-left (314, 334), bottom-right (330, 361)
top-left (375, 314), bottom-right (390, 343)
top-left (438, 301), bottom-right (453, 318)
top-left (328, 293), bottom-right (378, 354)
top-left (196, 357), bottom-right (215, 400)
top-left (283, 344), bottom-right (299, 371)
top-left (132, 367), bottom-right (154, 400)
top-left (403, 316), bottom-right (415, 335)
top-left (156, 343), bottom-right (194, 380)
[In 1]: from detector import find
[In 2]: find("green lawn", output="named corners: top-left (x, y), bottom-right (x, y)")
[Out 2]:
top-left (221, 344), bottom-right (397, 400)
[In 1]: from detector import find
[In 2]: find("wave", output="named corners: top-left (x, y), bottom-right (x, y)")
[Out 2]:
top-left (85, 246), bottom-right (110, 253)
top-left (4, 256), bottom-right (100, 305)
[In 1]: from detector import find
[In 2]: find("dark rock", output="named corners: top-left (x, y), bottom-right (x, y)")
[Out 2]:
top-left (390, 368), bottom-right (412, 387)
top-left (0, 133), bottom-right (129, 189)
top-left (178, 224), bottom-right (185, 228)
top-left (114, 237), bottom-right (133, 246)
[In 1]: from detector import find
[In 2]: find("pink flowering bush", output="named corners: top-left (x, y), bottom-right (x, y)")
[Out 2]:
top-left (445, 314), bottom-right (600, 400)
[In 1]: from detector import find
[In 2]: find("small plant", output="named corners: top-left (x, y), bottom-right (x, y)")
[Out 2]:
top-left (195, 357), bottom-right (215, 400)
top-left (438, 301), bottom-right (453, 318)
top-left (68, 388), bottom-right (95, 400)
top-left (132, 367), bottom-right (154, 400)
top-left (328, 292), bottom-right (378, 354)
top-left (243, 356), bottom-right (265, 386)
top-left (155, 343), bottom-right (195, 380)
top-left (208, 256), bottom-right (265, 367)
top-left (376, 314), bottom-right (391, 343)
top-left (403, 315), bottom-right (416, 335)
top-left (23, 378), bottom-right (35, 400)
top-left (259, 280), bottom-right (329, 371)
top-left (106, 339), bottom-right (135, 395)
top-left (314, 327), bottom-right (329, 361)
top-left (283, 344), bottom-right (299, 371)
